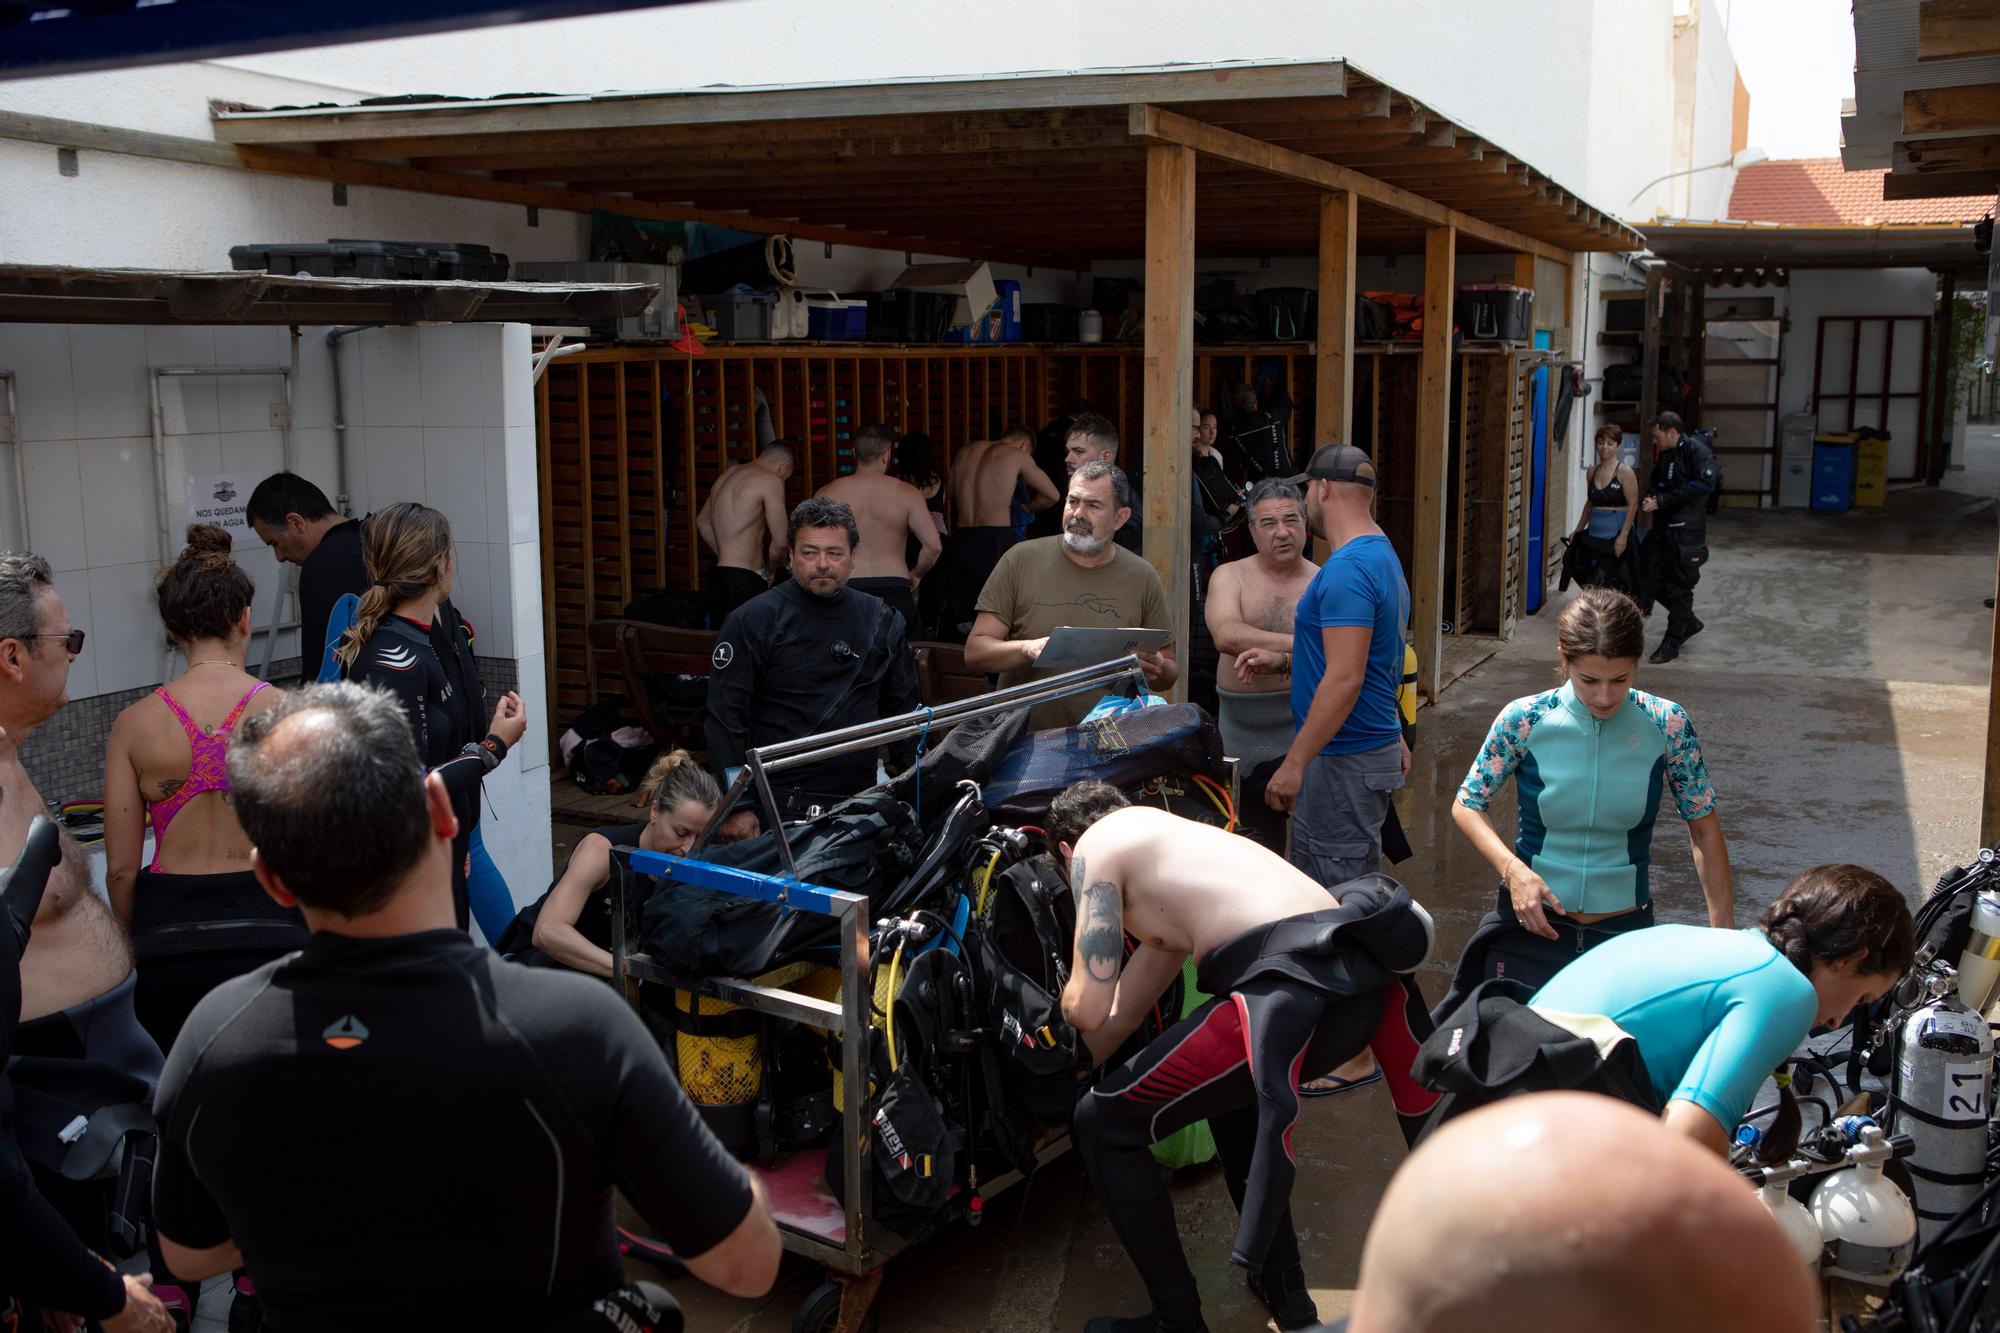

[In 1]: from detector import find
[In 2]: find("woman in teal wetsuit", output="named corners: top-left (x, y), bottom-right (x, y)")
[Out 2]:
top-left (1534, 863), bottom-right (1914, 1157)
top-left (1439, 589), bottom-right (1734, 1016)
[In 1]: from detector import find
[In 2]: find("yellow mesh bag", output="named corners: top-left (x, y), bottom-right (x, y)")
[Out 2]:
top-left (671, 961), bottom-right (826, 1108)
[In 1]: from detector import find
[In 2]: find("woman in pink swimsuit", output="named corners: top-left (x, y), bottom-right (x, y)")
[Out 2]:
top-left (104, 525), bottom-right (306, 1053)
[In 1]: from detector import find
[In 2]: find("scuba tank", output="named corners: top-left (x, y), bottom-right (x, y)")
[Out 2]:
top-left (1888, 962), bottom-right (1995, 1243)
top-left (1957, 886), bottom-right (2000, 1013)
top-left (1811, 1120), bottom-right (1918, 1284)
top-left (1741, 1126), bottom-right (1823, 1268)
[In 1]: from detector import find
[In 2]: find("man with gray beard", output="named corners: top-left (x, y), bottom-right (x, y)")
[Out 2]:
top-left (964, 461), bottom-right (1176, 730)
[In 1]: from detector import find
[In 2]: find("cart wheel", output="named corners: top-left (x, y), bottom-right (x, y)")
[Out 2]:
top-left (792, 1280), bottom-right (880, 1333)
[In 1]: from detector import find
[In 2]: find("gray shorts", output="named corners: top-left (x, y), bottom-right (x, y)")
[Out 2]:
top-left (1287, 741), bottom-right (1404, 890)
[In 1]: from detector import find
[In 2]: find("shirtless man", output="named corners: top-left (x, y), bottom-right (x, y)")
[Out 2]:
top-left (696, 442), bottom-right (795, 629)
top-left (815, 423), bottom-right (940, 633)
top-left (1053, 783), bottom-right (1437, 1333)
top-left (0, 554), bottom-right (173, 1331)
top-left (946, 427), bottom-right (1057, 635)
top-left (1205, 478), bottom-right (1318, 774)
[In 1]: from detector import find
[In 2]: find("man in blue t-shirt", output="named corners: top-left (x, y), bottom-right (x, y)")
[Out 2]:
top-left (1263, 444), bottom-right (1411, 893)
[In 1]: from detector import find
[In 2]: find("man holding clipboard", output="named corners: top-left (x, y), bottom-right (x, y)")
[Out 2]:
top-left (964, 461), bottom-right (1177, 730)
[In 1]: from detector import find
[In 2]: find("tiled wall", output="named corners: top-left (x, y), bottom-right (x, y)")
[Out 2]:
top-left (0, 322), bottom-right (552, 899)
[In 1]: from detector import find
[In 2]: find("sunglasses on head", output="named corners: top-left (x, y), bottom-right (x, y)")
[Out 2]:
top-left (27, 630), bottom-right (85, 655)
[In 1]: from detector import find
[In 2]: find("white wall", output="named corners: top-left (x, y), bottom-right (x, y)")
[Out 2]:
top-left (0, 0), bottom-right (1721, 271)
top-left (1667, 0), bottom-right (1744, 221)
top-left (1773, 269), bottom-right (1938, 479)
top-left (0, 320), bottom-right (553, 901)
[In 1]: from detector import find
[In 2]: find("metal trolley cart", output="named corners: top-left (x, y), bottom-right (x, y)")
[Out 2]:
top-left (610, 658), bottom-right (1147, 1333)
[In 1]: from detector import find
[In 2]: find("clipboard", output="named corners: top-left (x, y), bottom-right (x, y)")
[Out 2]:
top-left (1034, 625), bottom-right (1171, 671)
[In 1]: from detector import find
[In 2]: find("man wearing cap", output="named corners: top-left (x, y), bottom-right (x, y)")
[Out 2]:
top-left (1248, 444), bottom-right (1411, 892)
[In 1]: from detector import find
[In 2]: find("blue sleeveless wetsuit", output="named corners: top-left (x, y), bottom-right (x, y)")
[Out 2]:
top-left (1532, 925), bottom-right (1817, 1131)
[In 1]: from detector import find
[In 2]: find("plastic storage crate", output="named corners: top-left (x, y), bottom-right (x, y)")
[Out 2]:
top-left (1456, 284), bottom-right (1534, 341)
top-left (329, 239), bottom-right (509, 281)
top-left (709, 291), bottom-right (777, 341)
top-left (230, 241), bottom-right (438, 280)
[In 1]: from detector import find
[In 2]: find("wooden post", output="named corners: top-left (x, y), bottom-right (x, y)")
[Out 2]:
top-left (1142, 142), bottom-right (1195, 703)
top-left (1930, 270), bottom-right (1958, 485)
top-left (1412, 224), bottom-right (1456, 701)
top-left (1317, 190), bottom-right (1358, 446)
top-left (1512, 252), bottom-right (1539, 610)
top-left (1639, 265), bottom-right (1665, 429)
top-left (1986, 540), bottom-right (2000, 844)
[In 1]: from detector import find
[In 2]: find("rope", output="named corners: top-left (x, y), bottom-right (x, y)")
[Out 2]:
top-left (764, 234), bottom-right (797, 286)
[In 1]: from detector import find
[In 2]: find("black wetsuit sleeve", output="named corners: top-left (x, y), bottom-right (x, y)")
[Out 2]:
top-left (150, 1032), bottom-right (233, 1252)
top-left (353, 650), bottom-right (436, 764)
top-left (880, 609), bottom-right (920, 771)
top-left (703, 605), bottom-right (764, 779)
top-left (1, 1148), bottom-right (127, 1318)
top-left (591, 996), bottom-right (754, 1258)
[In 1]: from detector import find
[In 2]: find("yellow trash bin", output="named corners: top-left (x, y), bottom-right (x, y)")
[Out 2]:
top-left (1854, 433), bottom-right (1889, 507)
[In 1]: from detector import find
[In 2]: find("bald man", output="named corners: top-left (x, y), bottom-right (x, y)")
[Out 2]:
top-left (1339, 1092), bottom-right (1818, 1333)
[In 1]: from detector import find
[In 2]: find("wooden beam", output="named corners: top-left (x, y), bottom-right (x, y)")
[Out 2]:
top-left (1128, 103), bottom-right (1597, 261)
top-left (1882, 164), bottom-right (2000, 198)
top-left (1921, 0), bottom-right (2000, 61)
top-left (210, 61), bottom-right (1351, 145)
top-left (1903, 133), bottom-right (2000, 173)
top-left (1639, 265), bottom-right (1665, 428)
top-left (1903, 83), bottom-right (2000, 136)
top-left (1412, 224), bottom-right (1456, 702)
top-left (1930, 270), bottom-right (1957, 485)
top-left (1317, 190), bottom-right (1358, 447)
top-left (0, 110), bottom-right (1079, 267)
top-left (1142, 142), bottom-right (1196, 705)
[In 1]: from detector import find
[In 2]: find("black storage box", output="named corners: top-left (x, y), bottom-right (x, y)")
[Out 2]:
top-left (230, 241), bottom-right (439, 280)
top-left (1021, 303), bottom-right (1080, 342)
top-left (865, 289), bottom-right (956, 343)
top-left (1456, 284), bottom-right (1533, 342)
top-left (1255, 287), bottom-right (1317, 341)
top-left (331, 239), bottom-right (510, 281)
top-left (1604, 295), bottom-right (1646, 333)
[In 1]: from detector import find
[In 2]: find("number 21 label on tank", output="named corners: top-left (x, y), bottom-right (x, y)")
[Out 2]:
top-left (1943, 1061), bottom-right (1989, 1121)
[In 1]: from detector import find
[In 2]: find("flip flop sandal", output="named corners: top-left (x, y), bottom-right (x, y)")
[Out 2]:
top-left (1298, 1068), bottom-right (1383, 1099)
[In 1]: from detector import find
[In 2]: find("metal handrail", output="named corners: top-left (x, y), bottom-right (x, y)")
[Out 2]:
top-left (699, 653), bottom-right (1148, 873)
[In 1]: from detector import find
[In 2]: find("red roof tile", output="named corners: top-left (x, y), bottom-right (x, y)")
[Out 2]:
top-left (1726, 158), bottom-right (1990, 226)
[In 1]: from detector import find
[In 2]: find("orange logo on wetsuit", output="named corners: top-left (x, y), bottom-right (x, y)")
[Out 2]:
top-left (322, 1015), bottom-right (369, 1050)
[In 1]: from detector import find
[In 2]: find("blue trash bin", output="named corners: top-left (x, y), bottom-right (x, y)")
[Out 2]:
top-left (1811, 440), bottom-right (1856, 512)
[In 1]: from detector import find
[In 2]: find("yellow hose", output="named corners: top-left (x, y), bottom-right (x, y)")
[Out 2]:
top-left (974, 845), bottom-right (1004, 920)
top-left (1191, 773), bottom-right (1236, 831)
top-left (885, 934), bottom-right (908, 1071)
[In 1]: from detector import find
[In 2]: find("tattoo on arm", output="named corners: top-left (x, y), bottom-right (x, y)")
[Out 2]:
top-left (1078, 879), bottom-right (1123, 985)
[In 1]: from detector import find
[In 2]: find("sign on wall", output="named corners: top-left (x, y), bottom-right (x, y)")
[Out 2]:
top-left (186, 472), bottom-right (264, 549)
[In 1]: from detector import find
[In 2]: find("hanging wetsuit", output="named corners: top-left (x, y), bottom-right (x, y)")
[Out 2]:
top-left (1072, 879), bottom-right (1439, 1329)
top-left (347, 603), bottom-right (506, 931)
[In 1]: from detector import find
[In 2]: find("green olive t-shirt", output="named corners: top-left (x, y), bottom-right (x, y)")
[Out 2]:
top-left (974, 536), bottom-right (1173, 729)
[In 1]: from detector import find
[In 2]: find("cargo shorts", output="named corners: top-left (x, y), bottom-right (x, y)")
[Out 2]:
top-left (1287, 740), bottom-right (1405, 891)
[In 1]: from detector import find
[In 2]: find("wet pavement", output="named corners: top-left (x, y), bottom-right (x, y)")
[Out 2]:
top-left (648, 447), bottom-right (2000, 1333)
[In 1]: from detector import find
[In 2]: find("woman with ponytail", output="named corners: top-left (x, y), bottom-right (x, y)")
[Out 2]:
top-left (106, 524), bottom-right (305, 1051)
top-left (496, 750), bottom-right (722, 977)
top-left (1534, 864), bottom-right (1915, 1160)
top-left (340, 502), bottom-right (526, 935)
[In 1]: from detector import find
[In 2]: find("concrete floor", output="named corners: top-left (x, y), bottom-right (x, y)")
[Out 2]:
top-left (635, 439), bottom-right (2000, 1333)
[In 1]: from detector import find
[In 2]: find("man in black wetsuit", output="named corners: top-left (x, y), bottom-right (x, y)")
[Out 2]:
top-left (246, 472), bottom-right (366, 680)
top-left (706, 497), bottom-right (919, 839)
top-left (1638, 411), bottom-right (1721, 664)
top-left (1052, 783), bottom-right (1438, 1333)
top-left (151, 683), bottom-right (780, 1331)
